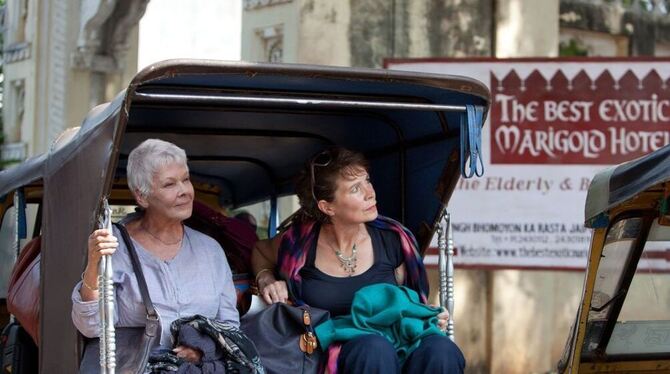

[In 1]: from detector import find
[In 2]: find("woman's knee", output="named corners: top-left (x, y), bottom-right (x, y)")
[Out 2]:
top-left (403, 334), bottom-right (465, 374)
top-left (427, 334), bottom-right (464, 357)
top-left (338, 334), bottom-right (398, 374)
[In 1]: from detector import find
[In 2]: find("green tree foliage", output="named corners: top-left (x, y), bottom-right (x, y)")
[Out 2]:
top-left (559, 39), bottom-right (589, 57)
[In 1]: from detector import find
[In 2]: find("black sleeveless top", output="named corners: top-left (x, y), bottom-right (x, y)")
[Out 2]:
top-left (299, 224), bottom-right (403, 316)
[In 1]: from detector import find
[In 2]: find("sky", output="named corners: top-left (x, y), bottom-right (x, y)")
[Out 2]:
top-left (138, 0), bottom-right (242, 70)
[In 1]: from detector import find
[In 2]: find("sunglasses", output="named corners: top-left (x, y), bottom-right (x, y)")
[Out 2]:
top-left (310, 150), bottom-right (333, 203)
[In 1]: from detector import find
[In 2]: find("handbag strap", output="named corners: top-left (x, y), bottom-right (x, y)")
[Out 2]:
top-left (113, 222), bottom-right (158, 320)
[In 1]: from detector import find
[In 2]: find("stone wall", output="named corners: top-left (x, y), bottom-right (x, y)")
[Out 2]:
top-left (561, 0), bottom-right (670, 56)
top-left (347, 0), bottom-right (493, 68)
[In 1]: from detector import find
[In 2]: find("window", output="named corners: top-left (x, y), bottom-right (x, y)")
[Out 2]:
top-left (254, 25), bottom-right (284, 63)
top-left (582, 217), bottom-right (642, 354)
top-left (233, 195), bottom-right (299, 239)
top-left (606, 221), bottom-right (670, 355)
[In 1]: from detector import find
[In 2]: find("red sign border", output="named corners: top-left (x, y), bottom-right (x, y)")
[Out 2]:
top-left (384, 56), bottom-right (670, 68)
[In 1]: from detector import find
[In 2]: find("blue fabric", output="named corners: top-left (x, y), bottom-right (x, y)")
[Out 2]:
top-left (16, 188), bottom-right (26, 239)
top-left (268, 195), bottom-right (278, 238)
top-left (460, 104), bottom-right (484, 178)
top-left (337, 334), bottom-right (465, 374)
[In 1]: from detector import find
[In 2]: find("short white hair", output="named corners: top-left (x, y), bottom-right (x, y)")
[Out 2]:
top-left (127, 139), bottom-right (188, 198)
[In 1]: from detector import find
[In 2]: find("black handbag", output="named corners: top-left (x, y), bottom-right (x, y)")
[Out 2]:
top-left (241, 303), bottom-right (329, 374)
top-left (79, 223), bottom-right (160, 374)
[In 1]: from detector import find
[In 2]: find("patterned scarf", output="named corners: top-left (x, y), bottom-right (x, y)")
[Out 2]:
top-left (276, 214), bottom-right (429, 306)
top-left (147, 315), bottom-right (264, 373)
top-left (276, 215), bottom-right (429, 373)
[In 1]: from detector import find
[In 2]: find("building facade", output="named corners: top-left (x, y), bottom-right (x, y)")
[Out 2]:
top-left (242, 0), bottom-right (670, 66)
top-left (2, 0), bottom-right (669, 373)
top-left (1, 0), bottom-right (146, 165)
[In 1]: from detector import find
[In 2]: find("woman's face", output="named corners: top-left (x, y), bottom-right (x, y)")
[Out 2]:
top-left (141, 162), bottom-right (194, 221)
top-left (320, 166), bottom-right (378, 224)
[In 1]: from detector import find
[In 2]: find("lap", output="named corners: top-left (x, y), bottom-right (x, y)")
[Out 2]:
top-left (338, 335), bottom-right (398, 374)
top-left (338, 334), bottom-right (465, 374)
top-left (404, 334), bottom-right (465, 374)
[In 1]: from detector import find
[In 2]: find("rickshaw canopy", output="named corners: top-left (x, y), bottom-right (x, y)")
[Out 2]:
top-left (585, 143), bottom-right (670, 228)
top-left (0, 60), bottom-right (489, 372)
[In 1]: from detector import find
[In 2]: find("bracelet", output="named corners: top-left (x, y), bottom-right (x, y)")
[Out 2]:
top-left (254, 268), bottom-right (274, 287)
top-left (81, 271), bottom-right (99, 291)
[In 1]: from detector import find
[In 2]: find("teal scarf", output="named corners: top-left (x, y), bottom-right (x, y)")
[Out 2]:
top-left (315, 284), bottom-right (444, 365)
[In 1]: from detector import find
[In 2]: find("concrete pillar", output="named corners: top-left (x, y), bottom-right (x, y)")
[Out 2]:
top-left (297, 0), bottom-right (351, 66)
top-left (490, 270), bottom-right (582, 373)
top-left (496, 0), bottom-right (560, 57)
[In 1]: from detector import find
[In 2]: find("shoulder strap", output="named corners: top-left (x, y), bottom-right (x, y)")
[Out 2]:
top-left (113, 222), bottom-right (158, 319)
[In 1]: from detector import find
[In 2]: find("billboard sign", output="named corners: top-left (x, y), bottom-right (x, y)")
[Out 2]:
top-left (388, 58), bottom-right (670, 270)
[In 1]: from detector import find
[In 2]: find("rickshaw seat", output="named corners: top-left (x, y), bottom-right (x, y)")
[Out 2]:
top-left (5, 199), bottom-right (259, 351)
top-left (185, 200), bottom-right (258, 316)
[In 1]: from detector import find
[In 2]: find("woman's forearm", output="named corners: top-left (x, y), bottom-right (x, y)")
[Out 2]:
top-left (252, 238), bottom-right (281, 289)
top-left (251, 239), bottom-right (277, 273)
top-left (79, 263), bottom-right (100, 301)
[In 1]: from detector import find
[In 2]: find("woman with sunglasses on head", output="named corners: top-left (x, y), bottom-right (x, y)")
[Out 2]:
top-left (252, 147), bottom-right (465, 374)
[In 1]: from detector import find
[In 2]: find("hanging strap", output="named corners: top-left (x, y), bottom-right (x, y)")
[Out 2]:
top-left (16, 188), bottom-right (26, 240)
top-left (113, 223), bottom-right (158, 320)
top-left (268, 195), bottom-right (278, 239)
top-left (460, 105), bottom-right (485, 178)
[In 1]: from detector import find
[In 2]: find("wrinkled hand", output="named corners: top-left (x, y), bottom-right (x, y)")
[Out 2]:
top-left (173, 345), bottom-right (202, 363)
top-left (259, 279), bottom-right (289, 304)
top-left (87, 229), bottom-right (118, 264)
top-left (80, 229), bottom-right (118, 300)
top-left (432, 305), bottom-right (450, 332)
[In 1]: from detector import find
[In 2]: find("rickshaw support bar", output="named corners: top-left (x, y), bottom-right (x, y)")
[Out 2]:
top-left (133, 92), bottom-right (468, 112)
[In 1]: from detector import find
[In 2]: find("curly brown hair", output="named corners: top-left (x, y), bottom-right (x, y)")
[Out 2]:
top-left (294, 147), bottom-right (369, 223)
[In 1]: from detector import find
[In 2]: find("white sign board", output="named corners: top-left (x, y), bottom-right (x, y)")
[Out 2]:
top-left (388, 58), bottom-right (670, 270)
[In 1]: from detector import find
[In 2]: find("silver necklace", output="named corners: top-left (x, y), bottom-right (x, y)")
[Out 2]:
top-left (333, 243), bottom-right (358, 276)
top-left (141, 222), bottom-right (183, 246)
top-left (329, 228), bottom-right (364, 276)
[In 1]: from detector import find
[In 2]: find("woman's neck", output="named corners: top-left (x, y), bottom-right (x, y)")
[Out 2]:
top-left (322, 221), bottom-right (365, 252)
top-left (140, 211), bottom-right (184, 241)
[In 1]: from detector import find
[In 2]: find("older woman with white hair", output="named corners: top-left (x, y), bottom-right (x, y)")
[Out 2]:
top-left (71, 139), bottom-right (240, 364)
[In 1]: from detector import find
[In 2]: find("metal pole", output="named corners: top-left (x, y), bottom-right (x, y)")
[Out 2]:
top-left (438, 210), bottom-right (455, 341)
top-left (98, 253), bottom-right (107, 373)
top-left (99, 200), bottom-right (115, 373)
top-left (446, 212), bottom-right (455, 340)
top-left (13, 190), bottom-right (20, 264)
top-left (10, 190), bottom-right (23, 325)
top-left (133, 92), bottom-right (468, 112)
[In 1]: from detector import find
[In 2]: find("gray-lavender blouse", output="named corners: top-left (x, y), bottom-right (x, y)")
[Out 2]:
top-left (71, 223), bottom-right (239, 347)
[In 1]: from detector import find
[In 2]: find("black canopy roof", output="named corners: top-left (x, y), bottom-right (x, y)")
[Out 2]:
top-left (0, 60), bottom-right (490, 373)
top-left (586, 143), bottom-right (670, 227)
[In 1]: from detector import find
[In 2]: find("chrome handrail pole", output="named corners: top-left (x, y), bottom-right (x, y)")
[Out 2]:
top-left (438, 210), bottom-right (455, 341)
top-left (99, 200), bottom-right (115, 373)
